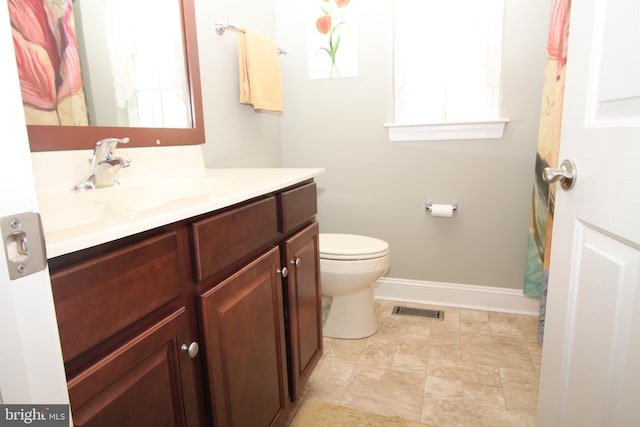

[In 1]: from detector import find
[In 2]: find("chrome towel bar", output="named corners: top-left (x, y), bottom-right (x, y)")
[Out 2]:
top-left (214, 22), bottom-right (287, 55)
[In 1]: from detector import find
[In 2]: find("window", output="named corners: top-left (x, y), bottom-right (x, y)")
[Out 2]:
top-left (387, 0), bottom-right (509, 141)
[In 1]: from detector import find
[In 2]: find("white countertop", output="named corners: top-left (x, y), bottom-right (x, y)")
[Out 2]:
top-left (38, 168), bottom-right (324, 259)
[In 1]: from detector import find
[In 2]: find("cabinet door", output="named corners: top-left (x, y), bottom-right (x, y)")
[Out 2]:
top-left (199, 247), bottom-right (289, 427)
top-left (283, 222), bottom-right (323, 402)
top-left (67, 309), bottom-right (200, 427)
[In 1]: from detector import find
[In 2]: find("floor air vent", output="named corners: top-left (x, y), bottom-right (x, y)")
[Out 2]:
top-left (392, 306), bottom-right (444, 320)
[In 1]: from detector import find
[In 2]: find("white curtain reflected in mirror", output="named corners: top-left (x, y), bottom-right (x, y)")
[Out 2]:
top-left (9, 0), bottom-right (193, 128)
top-left (77, 0), bottom-right (191, 128)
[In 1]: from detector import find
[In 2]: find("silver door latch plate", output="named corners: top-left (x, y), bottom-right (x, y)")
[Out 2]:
top-left (1, 212), bottom-right (47, 280)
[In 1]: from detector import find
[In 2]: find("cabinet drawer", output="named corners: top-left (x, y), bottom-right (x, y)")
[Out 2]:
top-left (278, 182), bottom-right (317, 233)
top-left (50, 231), bottom-right (182, 363)
top-left (192, 196), bottom-right (278, 282)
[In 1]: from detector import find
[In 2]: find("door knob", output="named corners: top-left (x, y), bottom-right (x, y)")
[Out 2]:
top-left (543, 159), bottom-right (577, 190)
top-left (290, 258), bottom-right (301, 267)
top-left (180, 342), bottom-right (199, 358)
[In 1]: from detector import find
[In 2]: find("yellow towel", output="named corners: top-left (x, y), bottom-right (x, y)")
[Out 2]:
top-left (238, 29), bottom-right (283, 112)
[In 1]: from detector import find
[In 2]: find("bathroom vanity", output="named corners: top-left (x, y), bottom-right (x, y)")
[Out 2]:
top-left (41, 169), bottom-right (323, 427)
top-left (16, 0), bottom-right (322, 421)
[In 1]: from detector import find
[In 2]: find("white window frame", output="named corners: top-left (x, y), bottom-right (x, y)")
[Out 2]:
top-left (386, 0), bottom-right (509, 142)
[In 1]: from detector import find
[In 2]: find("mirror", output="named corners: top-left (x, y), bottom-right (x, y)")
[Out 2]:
top-left (9, 0), bottom-right (204, 151)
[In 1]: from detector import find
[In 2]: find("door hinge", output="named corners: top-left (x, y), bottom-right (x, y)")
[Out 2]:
top-left (1, 212), bottom-right (47, 280)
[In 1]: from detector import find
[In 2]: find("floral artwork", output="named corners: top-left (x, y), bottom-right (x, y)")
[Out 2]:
top-left (307, 0), bottom-right (358, 79)
top-left (8, 0), bottom-right (88, 125)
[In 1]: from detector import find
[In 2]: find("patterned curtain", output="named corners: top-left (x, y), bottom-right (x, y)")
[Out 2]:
top-left (523, 0), bottom-right (571, 345)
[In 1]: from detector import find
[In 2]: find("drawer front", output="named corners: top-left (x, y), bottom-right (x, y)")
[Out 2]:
top-left (50, 231), bottom-right (182, 363)
top-left (192, 196), bottom-right (278, 282)
top-left (278, 182), bottom-right (317, 233)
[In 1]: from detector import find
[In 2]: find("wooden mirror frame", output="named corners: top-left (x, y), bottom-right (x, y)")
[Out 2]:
top-left (27, 0), bottom-right (204, 152)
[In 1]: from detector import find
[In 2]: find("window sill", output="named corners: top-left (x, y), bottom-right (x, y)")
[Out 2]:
top-left (384, 119), bottom-right (510, 142)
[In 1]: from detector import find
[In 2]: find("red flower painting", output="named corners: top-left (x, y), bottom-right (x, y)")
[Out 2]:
top-left (315, 0), bottom-right (352, 77)
top-left (8, 0), bottom-right (87, 125)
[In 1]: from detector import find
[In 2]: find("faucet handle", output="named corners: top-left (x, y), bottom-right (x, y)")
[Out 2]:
top-left (91, 137), bottom-right (129, 168)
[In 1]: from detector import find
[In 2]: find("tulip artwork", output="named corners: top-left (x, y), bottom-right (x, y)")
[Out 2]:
top-left (307, 0), bottom-right (358, 79)
top-left (8, 0), bottom-right (88, 125)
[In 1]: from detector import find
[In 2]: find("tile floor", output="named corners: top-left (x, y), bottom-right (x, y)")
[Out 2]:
top-left (294, 300), bottom-right (542, 427)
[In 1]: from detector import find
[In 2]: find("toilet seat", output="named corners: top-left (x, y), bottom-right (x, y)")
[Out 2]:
top-left (319, 233), bottom-right (390, 261)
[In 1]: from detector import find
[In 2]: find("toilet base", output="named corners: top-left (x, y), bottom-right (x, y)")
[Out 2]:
top-left (322, 287), bottom-right (377, 339)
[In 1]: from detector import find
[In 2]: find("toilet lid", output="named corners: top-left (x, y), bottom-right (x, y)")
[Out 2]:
top-left (319, 233), bottom-right (390, 260)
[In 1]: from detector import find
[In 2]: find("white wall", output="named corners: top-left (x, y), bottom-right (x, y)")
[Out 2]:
top-left (194, 0), bottom-right (283, 168)
top-left (276, 0), bottom-right (552, 290)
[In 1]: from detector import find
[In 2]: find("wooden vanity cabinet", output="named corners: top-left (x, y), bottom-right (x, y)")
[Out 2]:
top-left (47, 179), bottom-right (322, 427)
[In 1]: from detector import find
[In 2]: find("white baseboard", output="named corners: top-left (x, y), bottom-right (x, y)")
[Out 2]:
top-left (374, 277), bottom-right (540, 316)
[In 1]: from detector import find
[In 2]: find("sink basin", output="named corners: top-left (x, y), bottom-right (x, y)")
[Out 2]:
top-left (37, 177), bottom-right (227, 233)
top-left (37, 192), bottom-right (104, 232)
top-left (75, 178), bottom-right (227, 211)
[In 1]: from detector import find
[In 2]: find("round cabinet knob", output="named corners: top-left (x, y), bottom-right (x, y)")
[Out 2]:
top-left (180, 342), bottom-right (199, 358)
top-left (290, 258), bottom-right (301, 267)
top-left (277, 266), bottom-right (288, 278)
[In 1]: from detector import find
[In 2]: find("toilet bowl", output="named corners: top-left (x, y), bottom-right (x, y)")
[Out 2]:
top-left (320, 233), bottom-right (391, 339)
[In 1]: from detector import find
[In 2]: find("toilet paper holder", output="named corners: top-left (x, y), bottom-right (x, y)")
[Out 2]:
top-left (424, 201), bottom-right (458, 212)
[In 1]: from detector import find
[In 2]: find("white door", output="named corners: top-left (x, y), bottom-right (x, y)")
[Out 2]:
top-left (0, 5), bottom-right (69, 406)
top-left (537, 0), bottom-right (640, 425)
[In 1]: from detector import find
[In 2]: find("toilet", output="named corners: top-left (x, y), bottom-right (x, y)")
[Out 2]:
top-left (319, 233), bottom-right (391, 339)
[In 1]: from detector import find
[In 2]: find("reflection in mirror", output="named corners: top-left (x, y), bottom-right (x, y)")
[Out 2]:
top-left (9, 0), bottom-right (88, 126)
top-left (75, 0), bottom-right (191, 128)
top-left (8, 0), bottom-right (204, 151)
top-left (10, 0), bottom-right (191, 128)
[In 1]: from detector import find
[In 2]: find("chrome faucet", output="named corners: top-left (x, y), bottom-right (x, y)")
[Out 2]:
top-left (74, 138), bottom-right (131, 191)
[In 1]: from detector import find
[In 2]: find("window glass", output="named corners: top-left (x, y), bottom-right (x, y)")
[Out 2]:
top-left (395, 0), bottom-right (505, 123)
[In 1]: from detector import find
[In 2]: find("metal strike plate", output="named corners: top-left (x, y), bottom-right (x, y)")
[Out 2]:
top-left (1, 212), bottom-right (47, 280)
